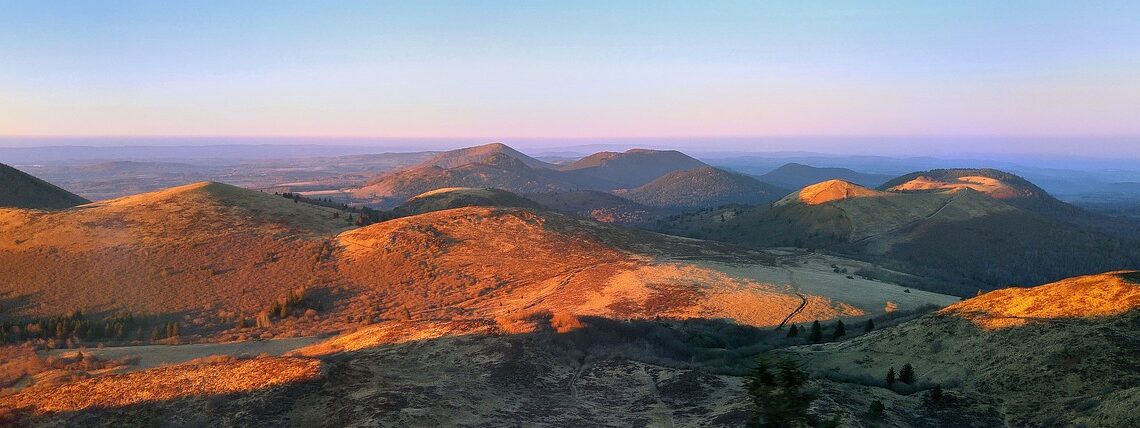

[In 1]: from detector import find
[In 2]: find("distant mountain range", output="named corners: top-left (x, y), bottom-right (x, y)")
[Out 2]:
top-left (758, 162), bottom-right (892, 190)
top-left (348, 143), bottom-right (762, 210)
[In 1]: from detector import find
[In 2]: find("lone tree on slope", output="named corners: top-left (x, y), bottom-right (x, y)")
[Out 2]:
top-left (745, 356), bottom-right (816, 427)
top-left (808, 320), bottom-right (823, 343)
top-left (832, 320), bottom-right (846, 338)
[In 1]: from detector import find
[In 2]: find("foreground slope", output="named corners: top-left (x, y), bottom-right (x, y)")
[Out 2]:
top-left (0, 181), bottom-right (352, 320)
top-left (330, 207), bottom-right (902, 328)
top-left (0, 164), bottom-right (89, 209)
top-left (0, 181), bottom-right (952, 339)
top-left (780, 271), bottom-right (1140, 427)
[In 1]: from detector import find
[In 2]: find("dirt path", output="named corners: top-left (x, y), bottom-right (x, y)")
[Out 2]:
top-left (775, 267), bottom-right (807, 329)
top-left (639, 366), bottom-right (675, 428)
top-left (852, 192), bottom-right (958, 245)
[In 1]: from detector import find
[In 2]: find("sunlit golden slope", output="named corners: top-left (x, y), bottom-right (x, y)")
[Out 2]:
top-left (942, 271), bottom-right (1140, 329)
top-left (775, 179), bottom-right (886, 206)
top-left (0, 356), bottom-right (320, 416)
top-left (0, 181), bottom-right (954, 343)
top-left (0, 181), bottom-right (352, 320)
top-left (332, 206), bottom-right (869, 329)
top-left (780, 271), bottom-right (1140, 427)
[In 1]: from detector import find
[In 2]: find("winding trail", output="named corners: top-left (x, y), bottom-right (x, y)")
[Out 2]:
top-left (775, 265), bottom-right (807, 330)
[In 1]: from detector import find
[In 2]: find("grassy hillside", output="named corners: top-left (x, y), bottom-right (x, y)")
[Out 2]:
top-left (524, 190), bottom-right (663, 224)
top-left (618, 166), bottom-right (789, 209)
top-left (653, 180), bottom-right (1140, 294)
top-left (0, 182), bottom-right (353, 326)
top-left (778, 272), bottom-right (1140, 427)
top-left (559, 149), bottom-right (707, 188)
top-left (391, 187), bottom-right (541, 217)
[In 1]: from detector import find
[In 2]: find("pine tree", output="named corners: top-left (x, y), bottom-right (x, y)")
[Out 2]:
top-left (863, 319), bottom-right (874, 333)
top-left (928, 384), bottom-right (944, 403)
top-left (899, 363), bottom-right (916, 384)
top-left (886, 366), bottom-right (896, 385)
top-left (786, 324), bottom-right (799, 338)
top-left (808, 320), bottom-right (823, 343)
top-left (746, 356), bottom-right (816, 427)
top-left (832, 320), bottom-right (846, 339)
top-left (867, 400), bottom-right (885, 420)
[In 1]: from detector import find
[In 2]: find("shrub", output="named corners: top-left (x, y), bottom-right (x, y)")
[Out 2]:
top-left (550, 312), bottom-right (583, 333)
top-left (867, 400), bottom-right (885, 420)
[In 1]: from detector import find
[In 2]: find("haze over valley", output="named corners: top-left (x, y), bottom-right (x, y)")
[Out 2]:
top-left (2, 1), bottom-right (1140, 426)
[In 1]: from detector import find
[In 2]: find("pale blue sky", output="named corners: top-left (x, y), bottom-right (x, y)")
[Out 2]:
top-left (1, 1), bottom-right (1138, 145)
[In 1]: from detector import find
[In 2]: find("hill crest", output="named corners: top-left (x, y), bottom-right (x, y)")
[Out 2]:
top-left (418, 142), bottom-right (551, 170)
top-left (777, 179), bottom-right (886, 206)
top-left (619, 166), bottom-right (787, 208)
top-left (941, 271), bottom-right (1140, 329)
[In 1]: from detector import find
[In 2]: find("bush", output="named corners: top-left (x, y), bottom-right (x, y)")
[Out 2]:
top-left (867, 400), bottom-right (885, 420)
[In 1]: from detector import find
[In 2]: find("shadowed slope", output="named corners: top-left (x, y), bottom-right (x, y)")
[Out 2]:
top-left (525, 190), bottom-right (661, 224)
top-left (618, 166), bottom-right (788, 209)
top-left (559, 149), bottom-right (707, 188)
top-left (0, 164), bottom-right (89, 209)
top-left (759, 163), bottom-right (892, 190)
top-left (391, 187), bottom-right (542, 217)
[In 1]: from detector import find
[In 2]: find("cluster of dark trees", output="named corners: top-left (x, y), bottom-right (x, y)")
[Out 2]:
top-left (0, 311), bottom-right (181, 344)
top-left (885, 363), bottom-right (916, 386)
top-left (251, 287), bottom-right (317, 327)
top-left (276, 192), bottom-right (391, 225)
top-left (786, 319), bottom-right (875, 343)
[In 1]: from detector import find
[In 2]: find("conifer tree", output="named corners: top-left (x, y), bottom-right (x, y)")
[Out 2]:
top-left (832, 320), bottom-right (846, 338)
top-left (808, 320), bottom-right (823, 343)
top-left (867, 400), bottom-right (885, 420)
top-left (886, 366), bottom-right (897, 385)
top-left (899, 363), bottom-right (916, 384)
top-left (928, 384), bottom-right (944, 403)
top-left (786, 324), bottom-right (799, 338)
top-left (863, 319), bottom-right (874, 333)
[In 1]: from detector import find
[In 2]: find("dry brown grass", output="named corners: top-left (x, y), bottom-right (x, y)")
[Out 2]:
top-left (0, 356), bottom-right (320, 415)
top-left (941, 271), bottom-right (1140, 329)
top-left (0, 182), bottom-right (351, 329)
top-left (549, 312), bottom-right (583, 333)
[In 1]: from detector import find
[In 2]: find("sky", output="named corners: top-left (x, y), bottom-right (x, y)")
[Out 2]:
top-left (1, 1), bottom-right (1139, 153)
